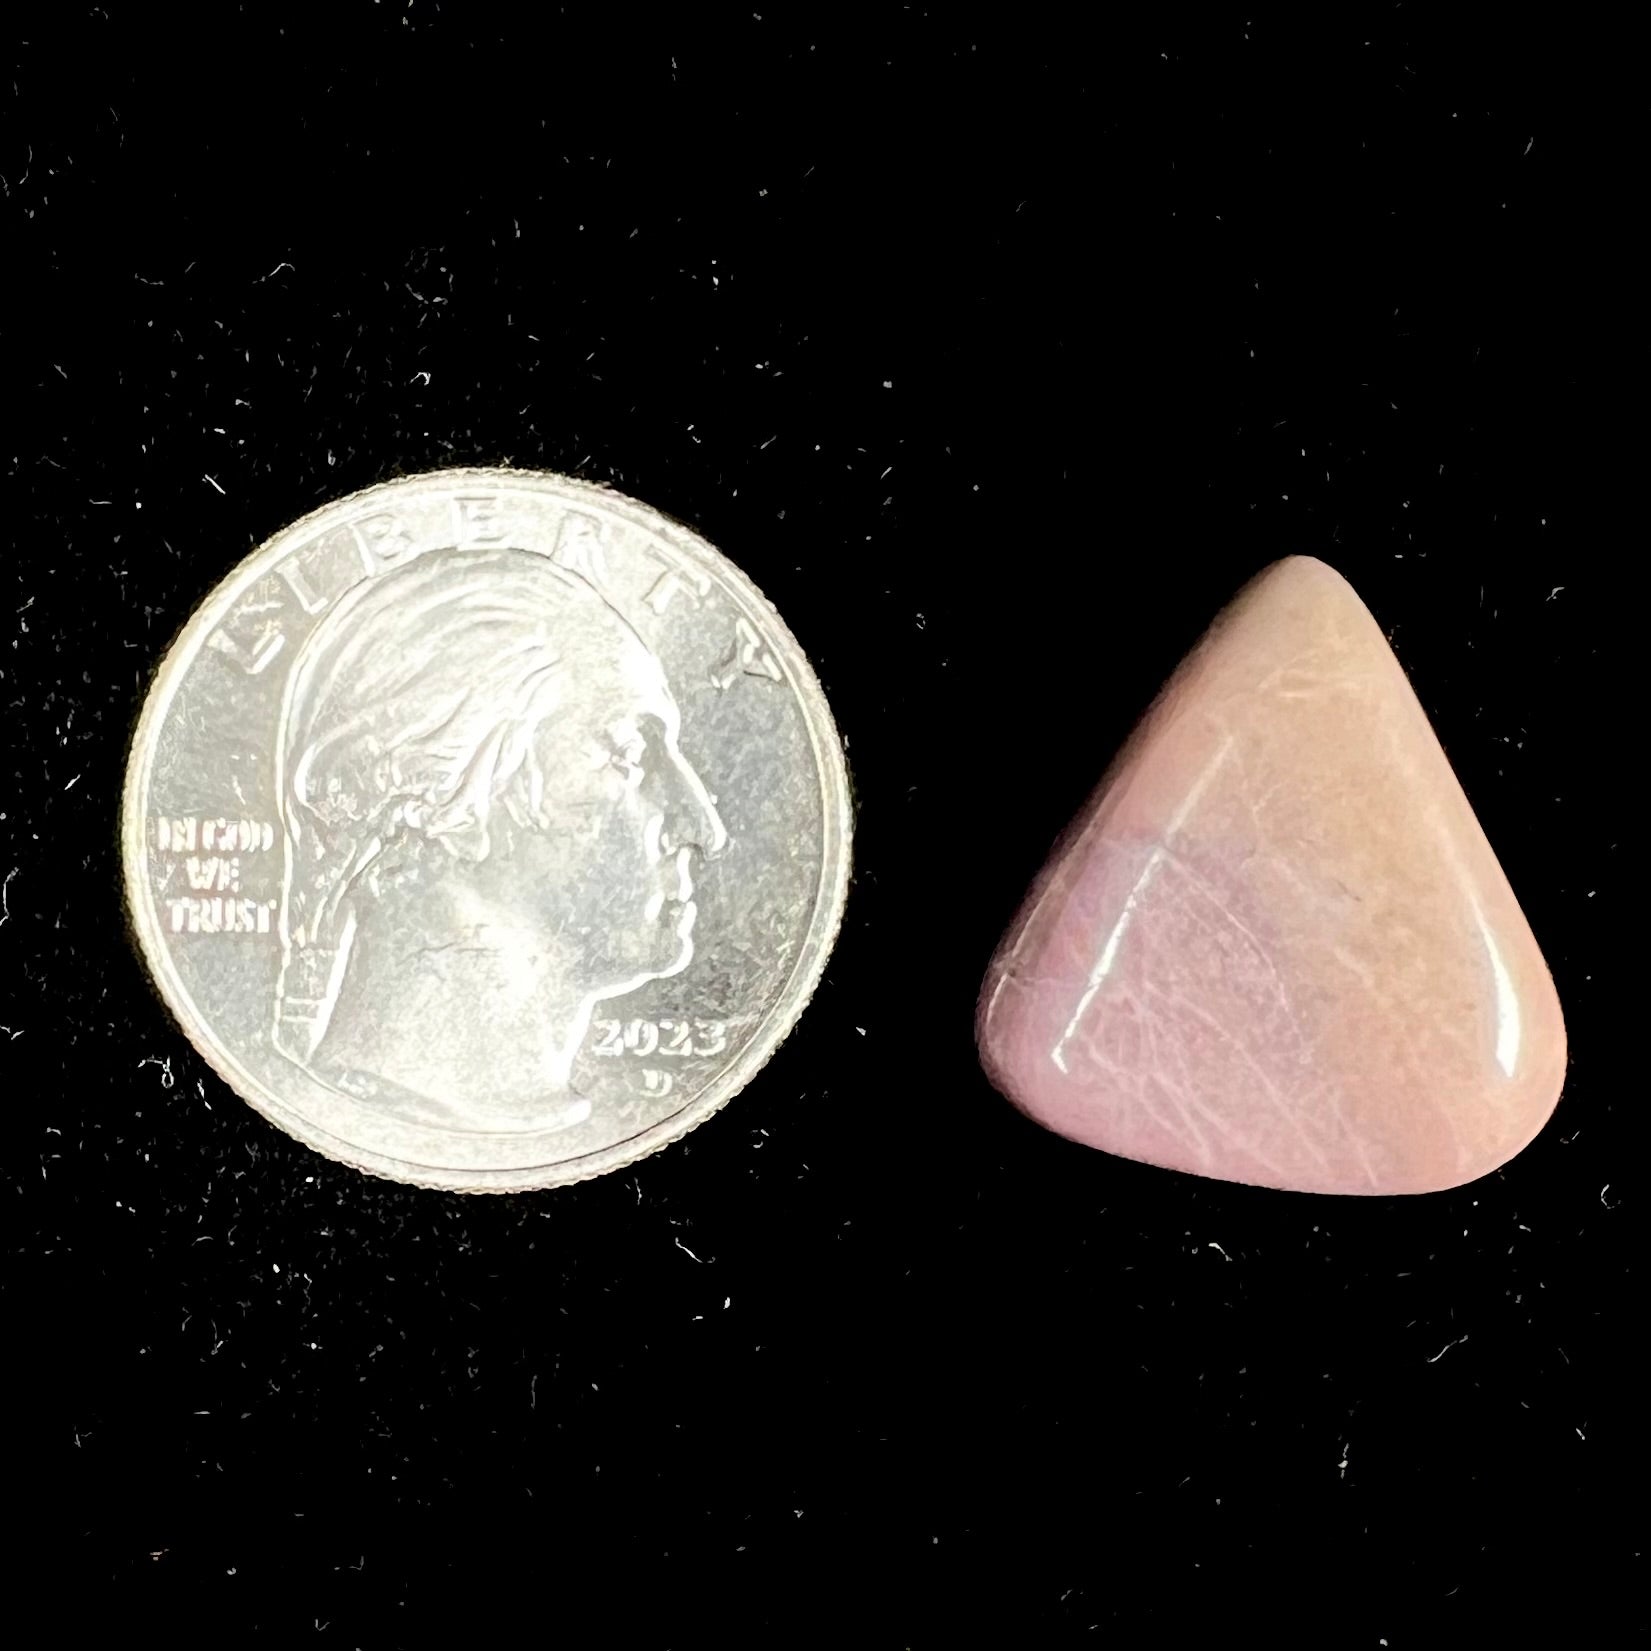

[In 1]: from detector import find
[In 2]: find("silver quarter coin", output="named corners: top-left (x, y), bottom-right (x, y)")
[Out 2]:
top-left (121, 470), bottom-right (852, 1190)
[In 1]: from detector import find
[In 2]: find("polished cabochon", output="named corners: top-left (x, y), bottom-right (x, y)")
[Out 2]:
top-left (122, 470), bottom-right (852, 1190)
top-left (978, 557), bottom-right (1567, 1195)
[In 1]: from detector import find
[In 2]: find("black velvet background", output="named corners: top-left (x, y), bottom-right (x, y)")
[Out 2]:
top-left (2, 9), bottom-right (1635, 1644)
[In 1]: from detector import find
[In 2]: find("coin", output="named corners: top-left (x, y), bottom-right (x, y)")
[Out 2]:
top-left (121, 470), bottom-right (852, 1191)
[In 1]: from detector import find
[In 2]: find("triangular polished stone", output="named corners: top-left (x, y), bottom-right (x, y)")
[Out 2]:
top-left (978, 557), bottom-right (1566, 1195)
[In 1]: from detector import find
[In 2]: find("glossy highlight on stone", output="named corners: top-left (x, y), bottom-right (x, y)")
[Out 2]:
top-left (978, 557), bottom-right (1566, 1195)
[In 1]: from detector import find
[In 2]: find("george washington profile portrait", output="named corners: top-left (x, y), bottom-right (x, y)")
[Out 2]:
top-left (271, 544), bottom-right (726, 1132)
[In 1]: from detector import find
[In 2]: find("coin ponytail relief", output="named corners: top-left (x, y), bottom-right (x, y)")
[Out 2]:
top-left (273, 904), bottom-right (356, 1064)
top-left (271, 679), bottom-right (516, 1064)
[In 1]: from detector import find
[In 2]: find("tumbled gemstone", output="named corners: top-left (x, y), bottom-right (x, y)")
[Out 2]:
top-left (977, 557), bottom-right (1566, 1195)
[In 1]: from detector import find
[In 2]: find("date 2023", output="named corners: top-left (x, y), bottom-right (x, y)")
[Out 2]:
top-left (589, 1018), bottom-right (728, 1059)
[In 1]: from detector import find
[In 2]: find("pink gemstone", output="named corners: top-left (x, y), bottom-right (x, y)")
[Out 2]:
top-left (978, 557), bottom-right (1566, 1195)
